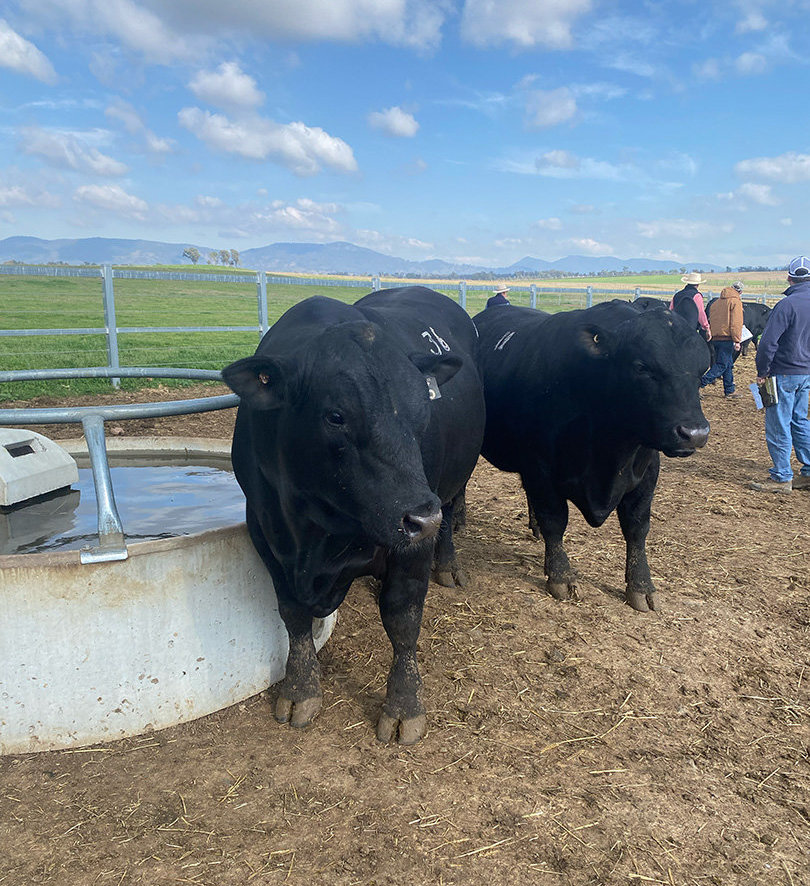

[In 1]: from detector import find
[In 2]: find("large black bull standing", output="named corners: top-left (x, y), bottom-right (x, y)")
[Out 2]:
top-left (222, 287), bottom-right (485, 744)
top-left (474, 300), bottom-right (710, 613)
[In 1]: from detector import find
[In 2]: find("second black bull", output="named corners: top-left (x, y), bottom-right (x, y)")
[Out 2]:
top-left (474, 300), bottom-right (710, 613)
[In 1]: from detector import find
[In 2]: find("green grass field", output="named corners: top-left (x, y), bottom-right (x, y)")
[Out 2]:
top-left (0, 265), bottom-right (783, 401)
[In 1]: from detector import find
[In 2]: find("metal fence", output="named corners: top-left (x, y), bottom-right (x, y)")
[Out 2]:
top-left (0, 263), bottom-right (771, 388)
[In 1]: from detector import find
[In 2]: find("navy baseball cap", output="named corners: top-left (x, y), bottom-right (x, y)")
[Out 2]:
top-left (788, 255), bottom-right (810, 277)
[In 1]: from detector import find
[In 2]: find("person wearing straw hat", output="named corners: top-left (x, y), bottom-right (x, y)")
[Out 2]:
top-left (749, 256), bottom-right (810, 494)
top-left (487, 285), bottom-right (511, 307)
top-left (670, 272), bottom-right (711, 340)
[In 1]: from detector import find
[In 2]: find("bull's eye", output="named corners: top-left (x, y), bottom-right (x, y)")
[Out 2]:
top-left (633, 360), bottom-right (651, 376)
top-left (325, 410), bottom-right (345, 427)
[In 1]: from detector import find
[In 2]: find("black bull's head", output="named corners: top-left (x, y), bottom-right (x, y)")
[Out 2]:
top-left (223, 321), bottom-right (463, 548)
top-left (580, 308), bottom-right (711, 457)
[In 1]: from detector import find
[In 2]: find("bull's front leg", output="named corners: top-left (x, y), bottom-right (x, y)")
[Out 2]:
top-left (616, 463), bottom-right (659, 613)
top-left (376, 553), bottom-right (431, 745)
top-left (432, 496), bottom-right (468, 588)
top-left (524, 483), bottom-right (577, 601)
top-left (274, 594), bottom-right (323, 727)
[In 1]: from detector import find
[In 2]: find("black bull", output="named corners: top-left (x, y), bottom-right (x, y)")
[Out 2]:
top-left (222, 287), bottom-right (485, 745)
top-left (474, 300), bottom-right (710, 613)
top-left (704, 299), bottom-right (772, 360)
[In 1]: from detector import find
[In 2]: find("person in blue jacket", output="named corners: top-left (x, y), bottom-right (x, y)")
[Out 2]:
top-left (749, 255), bottom-right (810, 493)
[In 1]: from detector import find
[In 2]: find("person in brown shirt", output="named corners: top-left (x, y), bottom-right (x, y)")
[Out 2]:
top-left (700, 282), bottom-right (744, 398)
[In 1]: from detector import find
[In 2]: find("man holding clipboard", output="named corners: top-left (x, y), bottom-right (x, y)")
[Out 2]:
top-left (749, 256), bottom-right (810, 493)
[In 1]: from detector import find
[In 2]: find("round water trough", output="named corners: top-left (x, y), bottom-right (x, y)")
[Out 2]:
top-left (0, 437), bottom-right (335, 755)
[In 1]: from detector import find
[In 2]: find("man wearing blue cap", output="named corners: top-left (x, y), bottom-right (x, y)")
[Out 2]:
top-left (749, 255), bottom-right (810, 493)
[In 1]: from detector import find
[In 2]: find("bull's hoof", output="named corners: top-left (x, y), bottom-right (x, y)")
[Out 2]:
top-left (274, 694), bottom-right (322, 728)
top-left (432, 569), bottom-right (456, 588)
top-left (432, 565), bottom-right (469, 588)
top-left (376, 711), bottom-right (428, 745)
top-left (547, 580), bottom-right (579, 601)
top-left (626, 590), bottom-right (658, 612)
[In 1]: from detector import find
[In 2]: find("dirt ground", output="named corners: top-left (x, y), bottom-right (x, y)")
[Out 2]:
top-left (1, 357), bottom-right (808, 886)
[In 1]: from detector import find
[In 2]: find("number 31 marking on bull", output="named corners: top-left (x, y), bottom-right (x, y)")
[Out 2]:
top-left (421, 327), bottom-right (450, 355)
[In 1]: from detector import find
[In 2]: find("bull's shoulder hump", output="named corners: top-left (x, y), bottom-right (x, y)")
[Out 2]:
top-left (258, 296), bottom-right (366, 352)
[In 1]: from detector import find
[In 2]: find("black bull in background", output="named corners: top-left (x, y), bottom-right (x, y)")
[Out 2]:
top-left (474, 300), bottom-right (710, 613)
top-left (222, 287), bottom-right (485, 745)
top-left (703, 299), bottom-right (772, 359)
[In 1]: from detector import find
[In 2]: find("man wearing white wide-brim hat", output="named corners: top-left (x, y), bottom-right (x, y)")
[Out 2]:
top-left (669, 272), bottom-right (711, 340)
top-left (487, 285), bottom-right (511, 308)
top-left (749, 255), bottom-right (810, 494)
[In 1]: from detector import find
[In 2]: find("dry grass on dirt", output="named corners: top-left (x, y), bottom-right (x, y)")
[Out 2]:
top-left (1, 358), bottom-right (809, 886)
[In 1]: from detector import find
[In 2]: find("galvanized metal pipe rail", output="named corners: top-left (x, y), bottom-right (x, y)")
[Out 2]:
top-left (0, 367), bottom-right (239, 564)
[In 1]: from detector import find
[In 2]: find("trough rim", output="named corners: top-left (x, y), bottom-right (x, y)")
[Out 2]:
top-left (0, 436), bottom-right (244, 570)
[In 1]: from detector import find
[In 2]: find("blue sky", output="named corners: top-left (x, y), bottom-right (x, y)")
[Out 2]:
top-left (0, 0), bottom-right (807, 268)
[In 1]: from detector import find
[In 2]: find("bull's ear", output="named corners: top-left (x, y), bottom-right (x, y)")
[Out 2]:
top-left (409, 352), bottom-right (464, 387)
top-left (221, 356), bottom-right (287, 410)
top-left (579, 326), bottom-right (611, 358)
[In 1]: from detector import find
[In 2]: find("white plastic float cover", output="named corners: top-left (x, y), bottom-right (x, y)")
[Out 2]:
top-left (0, 428), bottom-right (79, 507)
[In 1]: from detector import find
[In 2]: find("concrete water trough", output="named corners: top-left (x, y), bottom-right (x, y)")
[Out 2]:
top-left (0, 369), bottom-right (336, 755)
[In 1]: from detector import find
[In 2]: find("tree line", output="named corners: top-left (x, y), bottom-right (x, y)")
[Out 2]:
top-left (182, 247), bottom-right (240, 267)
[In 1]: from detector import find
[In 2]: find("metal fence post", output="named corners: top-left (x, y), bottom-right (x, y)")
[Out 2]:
top-left (102, 264), bottom-right (120, 388)
top-left (372, 276), bottom-right (381, 291)
top-left (586, 285), bottom-right (593, 308)
top-left (458, 281), bottom-right (467, 310)
top-left (530, 284), bottom-right (537, 309)
top-left (634, 287), bottom-right (640, 301)
top-left (257, 270), bottom-right (269, 337)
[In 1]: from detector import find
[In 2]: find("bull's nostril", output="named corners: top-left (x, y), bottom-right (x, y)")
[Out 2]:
top-left (401, 509), bottom-right (442, 541)
top-left (675, 424), bottom-right (710, 448)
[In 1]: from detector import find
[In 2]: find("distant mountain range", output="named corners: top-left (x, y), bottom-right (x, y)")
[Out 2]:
top-left (0, 235), bottom-right (725, 276)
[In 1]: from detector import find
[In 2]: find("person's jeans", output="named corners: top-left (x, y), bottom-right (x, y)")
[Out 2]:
top-left (701, 341), bottom-right (736, 394)
top-left (764, 374), bottom-right (810, 482)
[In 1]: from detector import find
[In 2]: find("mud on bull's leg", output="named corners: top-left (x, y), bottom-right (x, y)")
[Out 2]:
top-left (377, 555), bottom-right (431, 745)
top-left (616, 465), bottom-right (659, 613)
top-left (274, 595), bottom-right (323, 728)
top-left (525, 481), bottom-right (579, 601)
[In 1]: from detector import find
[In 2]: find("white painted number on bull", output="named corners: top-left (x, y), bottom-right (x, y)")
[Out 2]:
top-left (421, 327), bottom-right (450, 355)
top-left (494, 331), bottom-right (516, 351)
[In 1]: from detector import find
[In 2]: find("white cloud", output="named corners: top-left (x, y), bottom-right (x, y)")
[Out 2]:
top-left (736, 152), bottom-right (810, 183)
top-left (105, 100), bottom-right (173, 154)
top-left (637, 219), bottom-right (733, 240)
top-left (460, 0), bottom-right (592, 49)
top-left (525, 87), bottom-right (576, 128)
top-left (0, 183), bottom-right (59, 208)
top-left (132, 0), bottom-right (446, 51)
top-left (735, 52), bottom-right (767, 74)
top-left (26, 0), bottom-right (198, 63)
top-left (74, 183), bottom-right (148, 218)
top-left (532, 217), bottom-right (562, 230)
top-left (0, 19), bottom-right (57, 83)
top-left (177, 107), bottom-right (357, 176)
top-left (189, 62), bottom-right (264, 110)
top-left (560, 237), bottom-right (613, 255)
top-left (780, 218), bottom-right (792, 226)
top-left (737, 182), bottom-right (779, 205)
top-left (694, 58), bottom-right (721, 79)
top-left (532, 150), bottom-right (625, 180)
top-left (257, 197), bottom-right (343, 235)
top-left (736, 11), bottom-right (767, 33)
top-left (18, 127), bottom-right (128, 176)
top-left (368, 106), bottom-right (419, 137)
